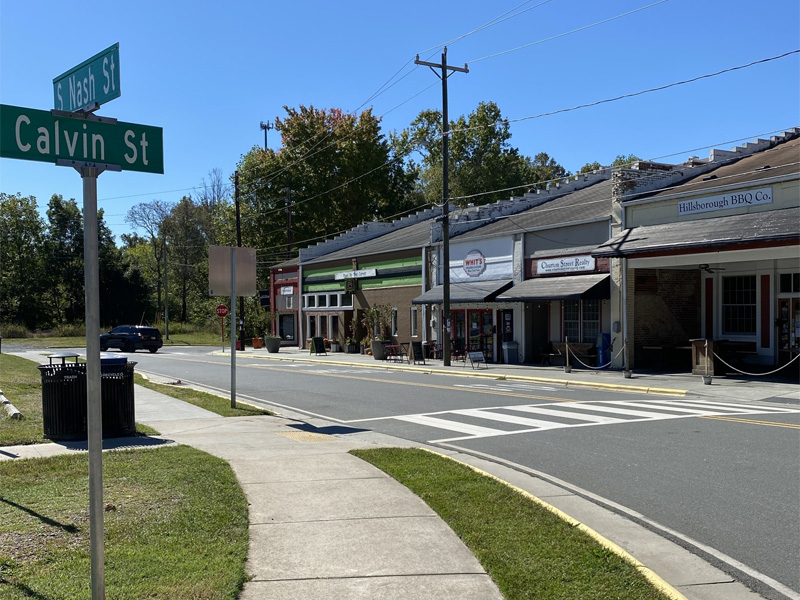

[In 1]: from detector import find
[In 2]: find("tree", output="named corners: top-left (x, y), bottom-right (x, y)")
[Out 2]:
top-left (237, 105), bottom-right (416, 265)
top-left (578, 154), bottom-right (642, 174)
top-left (125, 199), bottom-right (172, 313)
top-left (0, 193), bottom-right (48, 328)
top-left (396, 101), bottom-right (567, 207)
top-left (43, 194), bottom-right (86, 324)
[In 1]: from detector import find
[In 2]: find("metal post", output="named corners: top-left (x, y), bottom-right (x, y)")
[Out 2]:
top-left (80, 166), bottom-right (105, 600)
top-left (163, 238), bottom-right (169, 340)
top-left (235, 171), bottom-right (245, 350)
top-left (230, 247), bottom-right (237, 409)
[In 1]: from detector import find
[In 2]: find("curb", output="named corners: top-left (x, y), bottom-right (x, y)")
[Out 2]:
top-left (219, 351), bottom-right (689, 397)
top-left (421, 448), bottom-right (690, 600)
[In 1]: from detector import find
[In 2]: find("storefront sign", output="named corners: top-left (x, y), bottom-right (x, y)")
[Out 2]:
top-left (280, 286), bottom-right (293, 295)
top-left (463, 250), bottom-right (486, 277)
top-left (678, 187), bottom-right (772, 216)
top-left (334, 268), bottom-right (376, 280)
top-left (538, 255), bottom-right (595, 274)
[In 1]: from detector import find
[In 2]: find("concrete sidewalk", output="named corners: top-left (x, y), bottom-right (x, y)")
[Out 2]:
top-left (5, 347), bottom-right (797, 599)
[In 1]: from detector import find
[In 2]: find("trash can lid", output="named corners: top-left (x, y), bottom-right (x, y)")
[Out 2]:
top-left (100, 353), bottom-right (128, 365)
top-left (47, 352), bottom-right (80, 365)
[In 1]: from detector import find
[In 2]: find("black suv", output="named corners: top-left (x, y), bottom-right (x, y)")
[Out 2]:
top-left (100, 325), bottom-right (163, 353)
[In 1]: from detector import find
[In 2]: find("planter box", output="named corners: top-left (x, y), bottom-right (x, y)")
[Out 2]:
top-left (371, 340), bottom-right (387, 360)
top-left (264, 337), bottom-right (281, 353)
top-left (251, 338), bottom-right (263, 349)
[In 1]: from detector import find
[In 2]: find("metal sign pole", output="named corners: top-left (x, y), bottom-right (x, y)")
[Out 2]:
top-left (79, 165), bottom-right (105, 600)
top-left (230, 248), bottom-right (237, 409)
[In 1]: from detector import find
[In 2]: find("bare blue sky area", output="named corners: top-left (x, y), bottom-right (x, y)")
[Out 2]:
top-left (1, 0), bottom-right (798, 240)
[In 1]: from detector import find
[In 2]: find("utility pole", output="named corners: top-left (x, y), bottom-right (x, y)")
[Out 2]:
top-left (163, 236), bottom-right (169, 340)
top-left (260, 120), bottom-right (273, 151)
top-left (415, 47), bottom-right (468, 367)
top-left (285, 186), bottom-right (292, 260)
top-left (235, 170), bottom-right (245, 348)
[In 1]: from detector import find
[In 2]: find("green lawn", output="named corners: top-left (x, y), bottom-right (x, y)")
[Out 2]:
top-left (0, 445), bottom-right (249, 599)
top-left (0, 353), bottom-right (269, 446)
top-left (353, 447), bottom-right (674, 600)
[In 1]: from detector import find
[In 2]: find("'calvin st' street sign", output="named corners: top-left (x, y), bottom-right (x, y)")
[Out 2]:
top-left (53, 43), bottom-right (120, 113)
top-left (0, 104), bottom-right (163, 174)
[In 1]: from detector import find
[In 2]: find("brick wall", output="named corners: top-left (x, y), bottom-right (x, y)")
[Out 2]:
top-left (631, 268), bottom-right (701, 367)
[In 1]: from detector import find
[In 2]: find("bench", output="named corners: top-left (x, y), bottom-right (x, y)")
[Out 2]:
top-left (543, 342), bottom-right (597, 367)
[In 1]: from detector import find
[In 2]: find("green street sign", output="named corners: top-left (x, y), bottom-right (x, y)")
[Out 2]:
top-left (53, 43), bottom-right (120, 112)
top-left (0, 103), bottom-right (163, 174)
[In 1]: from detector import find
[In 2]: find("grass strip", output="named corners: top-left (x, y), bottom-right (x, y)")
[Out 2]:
top-left (0, 353), bottom-right (269, 446)
top-left (0, 445), bottom-right (249, 599)
top-left (352, 447), bottom-right (672, 600)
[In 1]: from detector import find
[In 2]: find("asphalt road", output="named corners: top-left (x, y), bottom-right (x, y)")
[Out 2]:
top-left (48, 346), bottom-right (800, 599)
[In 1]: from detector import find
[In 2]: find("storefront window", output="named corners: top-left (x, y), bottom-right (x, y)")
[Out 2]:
top-left (582, 299), bottom-right (600, 343)
top-left (722, 275), bottom-right (756, 335)
top-left (563, 300), bottom-right (580, 342)
top-left (410, 307), bottom-right (418, 337)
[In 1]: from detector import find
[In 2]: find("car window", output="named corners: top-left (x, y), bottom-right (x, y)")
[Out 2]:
top-left (111, 327), bottom-right (126, 333)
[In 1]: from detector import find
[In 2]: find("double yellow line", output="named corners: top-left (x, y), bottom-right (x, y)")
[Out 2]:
top-left (701, 415), bottom-right (800, 429)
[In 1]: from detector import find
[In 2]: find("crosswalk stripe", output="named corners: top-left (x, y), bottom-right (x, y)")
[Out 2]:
top-left (388, 399), bottom-right (800, 442)
top-left (509, 405), bottom-right (623, 424)
top-left (454, 408), bottom-right (569, 430)
top-left (395, 414), bottom-right (504, 437)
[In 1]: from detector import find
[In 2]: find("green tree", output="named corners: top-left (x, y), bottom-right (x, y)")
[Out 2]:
top-left (125, 199), bottom-right (172, 313)
top-left (237, 105), bottom-right (415, 265)
top-left (396, 101), bottom-right (567, 207)
top-left (578, 154), bottom-right (642, 174)
top-left (43, 194), bottom-right (86, 324)
top-left (0, 193), bottom-right (48, 329)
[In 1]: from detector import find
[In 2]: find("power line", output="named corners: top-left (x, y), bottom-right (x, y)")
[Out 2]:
top-left (467, 0), bottom-right (670, 64)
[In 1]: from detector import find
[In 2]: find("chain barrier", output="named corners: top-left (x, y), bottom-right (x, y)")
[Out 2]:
top-left (711, 350), bottom-right (800, 377)
top-left (566, 340), bottom-right (626, 371)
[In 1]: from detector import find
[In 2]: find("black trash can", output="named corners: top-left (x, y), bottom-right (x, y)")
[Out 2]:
top-left (38, 353), bottom-right (137, 441)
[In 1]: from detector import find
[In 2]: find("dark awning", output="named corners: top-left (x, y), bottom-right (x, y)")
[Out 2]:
top-left (412, 279), bottom-right (513, 304)
top-left (592, 207), bottom-right (800, 258)
top-left (497, 274), bottom-right (610, 301)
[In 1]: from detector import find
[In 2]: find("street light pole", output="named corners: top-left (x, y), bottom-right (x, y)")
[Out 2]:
top-left (415, 47), bottom-right (468, 367)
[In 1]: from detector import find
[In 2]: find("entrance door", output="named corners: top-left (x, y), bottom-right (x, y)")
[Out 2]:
top-left (777, 297), bottom-right (800, 365)
top-left (467, 309), bottom-right (494, 361)
top-left (279, 313), bottom-right (295, 342)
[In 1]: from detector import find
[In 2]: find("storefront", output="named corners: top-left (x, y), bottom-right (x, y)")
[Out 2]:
top-left (594, 130), bottom-right (800, 371)
top-left (413, 238), bottom-right (516, 362)
top-left (269, 260), bottom-right (299, 345)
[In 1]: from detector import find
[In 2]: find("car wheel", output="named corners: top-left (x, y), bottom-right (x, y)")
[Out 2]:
top-left (148, 348), bottom-right (158, 353)
top-left (124, 341), bottom-right (136, 353)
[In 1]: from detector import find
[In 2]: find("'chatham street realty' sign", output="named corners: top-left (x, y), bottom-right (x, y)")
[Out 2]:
top-left (53, 43), bottom-right (120, 113)
top-left (678, 187), bottom-right (773, 216)
top-left (0, 104), bottom-right (163, 173)
top-left (538, 255), bottom-right (596, 274)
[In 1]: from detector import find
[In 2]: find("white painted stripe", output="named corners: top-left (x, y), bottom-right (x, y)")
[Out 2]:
top-left (614, 401), bottom-right (753, 415)
top-left (395, 414), bottom-right (503, 437)
top-left (453, 408), bottom-right (566, 430)
top-left (510, 405), bottom-right (622, 424)
top-left (553, 403), bottom-right (673, 418)
top-left (649, 399), bottom-right (799, 413)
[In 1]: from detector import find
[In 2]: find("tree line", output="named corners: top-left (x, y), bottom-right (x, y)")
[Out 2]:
top-left (1, 101), bottom-right (631, 335)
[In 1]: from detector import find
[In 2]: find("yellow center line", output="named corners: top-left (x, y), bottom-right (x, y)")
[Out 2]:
top-left (700, 415), bottom-right (800, 429)
top-left (158, 355), bottom-right (574, 403)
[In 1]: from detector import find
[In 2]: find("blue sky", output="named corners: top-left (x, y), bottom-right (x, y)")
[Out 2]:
top-left (1, 0), bottom-right (798, 242)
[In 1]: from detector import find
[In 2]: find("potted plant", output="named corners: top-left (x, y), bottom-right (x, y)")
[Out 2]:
top-left (361, 304), bottom-right (393, 360)
top-left (330, 337), bottom-right (341, 352)
top-left (264, 335), bottom-right (281, 353)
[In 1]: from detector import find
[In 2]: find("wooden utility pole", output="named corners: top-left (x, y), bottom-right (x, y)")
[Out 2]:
top-left (414, 47), bottom-right (468, 366)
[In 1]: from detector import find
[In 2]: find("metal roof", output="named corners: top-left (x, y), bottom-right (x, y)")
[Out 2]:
top-left (593, 206), bottom-right (800, 258)
top-left (411, 279), bottom-right (513, 304)
top-left (498, 274), bottom-right (610, 301)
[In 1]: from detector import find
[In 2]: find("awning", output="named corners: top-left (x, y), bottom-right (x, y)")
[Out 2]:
top-left (592, 207), bottom-right (800, 258)
top-left (497, 274), bottom-right (610, 301)
top-left (412, 279), bottom-right (513, 304)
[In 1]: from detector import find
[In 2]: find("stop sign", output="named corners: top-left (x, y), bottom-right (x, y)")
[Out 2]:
top-left (215, 304), bottom-right (229, 318)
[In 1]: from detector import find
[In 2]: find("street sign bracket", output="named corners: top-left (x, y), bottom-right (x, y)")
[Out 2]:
top-left (56, 158), bottom-right (122, 172)
top-left (50, 108), bottom-right (117, 124)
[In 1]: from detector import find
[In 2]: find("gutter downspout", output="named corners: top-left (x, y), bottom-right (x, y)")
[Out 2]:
top-left (298, 263), bottom-right (304, 349)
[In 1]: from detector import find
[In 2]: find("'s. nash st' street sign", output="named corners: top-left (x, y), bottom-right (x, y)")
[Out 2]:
top-left (0, 103), bottom-right (163, 174)
top-left (53, 43), bottom-right (120, 113)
